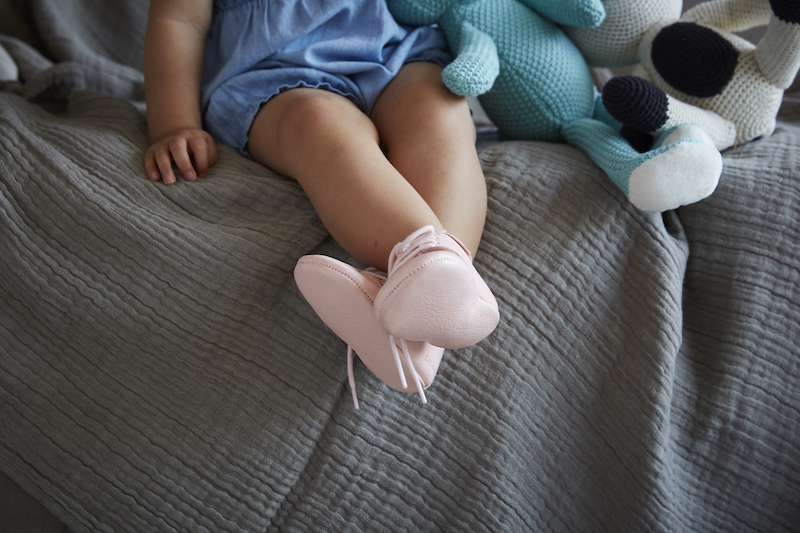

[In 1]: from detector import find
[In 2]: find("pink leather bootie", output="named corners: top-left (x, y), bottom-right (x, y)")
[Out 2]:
top-left (294, 255), bottom-right (445, 408)
top-left (374, 226), bottom-right (499, 350)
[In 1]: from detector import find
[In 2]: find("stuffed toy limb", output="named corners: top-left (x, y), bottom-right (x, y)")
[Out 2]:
top-left (600, 0), bottom-right (800, 152)
top-left (387, 0), bottom-right (722, 211)
top-left (562, 114), bottom-right (720, 212)
top-left (441, 22), bottom-right (500, 96)
top-left (565, 0), bottom-right (682, 67)
top-left (513, 0), bottom-right (606, 27)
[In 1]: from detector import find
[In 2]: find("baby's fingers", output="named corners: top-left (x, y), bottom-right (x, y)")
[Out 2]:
top-left (187, 136), bottom-right (215, 178)
top-left (152, 145), bottom-right (178, 185)
top-left (144, 146), bottom-right (175, 184)
top-left (169, 137), bottom-right (198, 182)
top-left (144, 149), bottom-right (161, 182)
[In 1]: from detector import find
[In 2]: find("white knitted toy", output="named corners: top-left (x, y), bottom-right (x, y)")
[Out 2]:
top-left (566, 0), bottom-right (682, 68)
top-left (594, 0), bottom-right (800, 152)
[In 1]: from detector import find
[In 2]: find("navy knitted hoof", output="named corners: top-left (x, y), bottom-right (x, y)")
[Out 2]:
top-left (770, 0), bottom-right (800, 23)
top-left (603, 75), bottom-right (668, 133)
top-left (651, 22), bottom-right (738, 98)
top-left (621, 125), bottom-right (655, 153)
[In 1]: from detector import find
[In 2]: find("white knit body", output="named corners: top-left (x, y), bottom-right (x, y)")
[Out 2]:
top-left (565, 0), bottom-right (682, 68)
top-left (633, 0), bottom-right (800, 150)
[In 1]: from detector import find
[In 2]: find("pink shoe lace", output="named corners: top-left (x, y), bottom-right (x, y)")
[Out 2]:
top-left (386, 225), bottom-right (459, 277)
top-left (346, 267), bottom-right (428, 409)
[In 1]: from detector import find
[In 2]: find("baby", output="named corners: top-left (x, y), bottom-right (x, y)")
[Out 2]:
top-left (143, 0), bottom-right (499, 406)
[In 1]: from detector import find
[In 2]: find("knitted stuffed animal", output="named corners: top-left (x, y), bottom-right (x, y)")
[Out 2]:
top-left (593, 0), bottom-right (800, 153)
top-left (565, 0), bottom-right (682, 68)
top-left (386, 0), bottom-right (723, 212)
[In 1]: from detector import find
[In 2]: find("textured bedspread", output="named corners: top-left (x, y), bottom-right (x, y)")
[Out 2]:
top-left (1, 1), bottom-right (799, 531)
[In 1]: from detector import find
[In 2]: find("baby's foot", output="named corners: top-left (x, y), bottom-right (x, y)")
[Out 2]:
top-left (374, 226), bottom-right (499, 350)
top-left (295, 255), bottom-right (444, 407)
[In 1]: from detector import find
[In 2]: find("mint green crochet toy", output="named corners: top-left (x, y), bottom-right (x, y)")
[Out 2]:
top-left (386, 0), bottom-right (723, 212)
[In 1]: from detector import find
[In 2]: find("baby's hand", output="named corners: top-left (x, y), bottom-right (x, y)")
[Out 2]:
top-left (145, 128), bottom-right (218, 185)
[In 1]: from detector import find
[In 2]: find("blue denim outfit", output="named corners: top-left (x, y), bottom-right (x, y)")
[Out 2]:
top-left (201, 0), bottom-right (451, 157)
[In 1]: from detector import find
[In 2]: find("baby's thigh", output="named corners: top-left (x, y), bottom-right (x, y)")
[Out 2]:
top-left (371, 62), bottom-right (475, 150)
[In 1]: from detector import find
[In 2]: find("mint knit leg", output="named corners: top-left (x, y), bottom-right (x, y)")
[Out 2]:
top-left (562, 118), bottom-right (644, 196)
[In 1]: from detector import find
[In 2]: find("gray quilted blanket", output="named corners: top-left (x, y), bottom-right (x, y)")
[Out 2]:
top-left (1, 1), bottom-right (799, 531)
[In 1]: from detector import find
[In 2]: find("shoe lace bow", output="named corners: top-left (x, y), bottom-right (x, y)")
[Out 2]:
top-left (345, 266), bottom-right (428, 409)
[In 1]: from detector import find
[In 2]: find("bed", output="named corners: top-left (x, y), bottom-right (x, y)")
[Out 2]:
top-left (2, 0), bottom-right (799, 531)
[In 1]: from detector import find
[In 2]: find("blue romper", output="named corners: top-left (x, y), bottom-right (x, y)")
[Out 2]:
top-left (201, 0), bottom-right (452, 157)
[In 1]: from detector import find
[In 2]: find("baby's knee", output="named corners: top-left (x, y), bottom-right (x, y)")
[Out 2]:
top-left (272, 90), bottom-right (357, 138)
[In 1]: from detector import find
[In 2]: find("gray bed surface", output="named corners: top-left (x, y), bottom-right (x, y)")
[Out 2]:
top-left (0, 471), bottom-right (72, 533)
top-left (2, 0), bottom-right (799, 532)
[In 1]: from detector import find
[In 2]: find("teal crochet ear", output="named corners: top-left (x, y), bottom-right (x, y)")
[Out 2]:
top-left (384, 0), bottom-right (450, 25)
top-left (517, 0), bottom-right (605, 27)
top-left (442, 22), bottom-right (499, 96)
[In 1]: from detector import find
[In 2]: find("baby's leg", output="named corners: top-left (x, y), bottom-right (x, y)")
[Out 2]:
top-left (249, 88), bottom-right (444, 270)
top-left (272, 70), bottom-right (498, 381)
top-left (367, 64), bottom-right (497, 348)
top-left (371, 62), bottom-right (487, 256)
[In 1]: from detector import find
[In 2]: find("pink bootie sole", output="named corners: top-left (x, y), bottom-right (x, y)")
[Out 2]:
top-left (294, 255), bottom-right (444, 407)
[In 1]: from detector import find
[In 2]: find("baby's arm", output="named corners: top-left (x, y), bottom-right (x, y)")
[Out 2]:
top-left (144, 0), bottom-right (217, 184)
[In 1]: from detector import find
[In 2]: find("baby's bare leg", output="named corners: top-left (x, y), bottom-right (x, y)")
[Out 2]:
top-left (249, 88), bottom-right (444, 270)
top-left (371, 62), bottom-right (487, 256)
